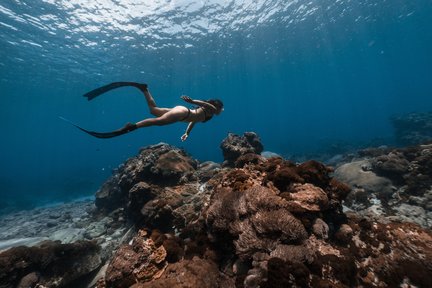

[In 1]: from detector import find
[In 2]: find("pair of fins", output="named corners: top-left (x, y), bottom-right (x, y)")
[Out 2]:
top-left (61, 82), bottom-right (146, 138)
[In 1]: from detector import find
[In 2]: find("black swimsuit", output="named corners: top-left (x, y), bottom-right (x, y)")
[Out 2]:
top-left (201, 107), bottom-right (213, 122)
top-left (182, 107), bottom-right (212, 122)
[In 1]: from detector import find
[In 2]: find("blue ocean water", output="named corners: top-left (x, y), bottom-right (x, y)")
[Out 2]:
top-left (1, 0), bottom-right (431, 208)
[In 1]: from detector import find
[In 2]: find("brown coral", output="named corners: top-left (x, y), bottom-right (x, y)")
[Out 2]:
top-left (130, 257), bottom-right (234, 288)
top-left (152, 150), bottom-right (197, 184)
top-left (284, 183), bottom-right (329, 213)
top-left (206, 185), bottom-right (308, 259)
top-left (346, 216), bottom-right (432, 287)
top-left (372, 151), bottom-right (410, 184)
top-left (251, 209), bottom-right (308, 243)
top-left (0, 240), bottom-right (101, 288)
top-left (95, 143), bottom-right (198, 213)
top-left (328, 178), bottom-right (351, 201)
top-left (262, 159), bottom-right (303, 192)
top-left (235, 153), bottom-right (265, 168)
top-left (104, 230), bottom-right (168, 288)
top-left (267, 166), bottom-right (304, 192)
top-left (297, 160), bottom-right (333, 189)
top-left (264, 257), bottom-right (310, 288)
top-left (220, 132), bottom-right (264, 167)
top-left (91, 132), bottom-right (432, 288)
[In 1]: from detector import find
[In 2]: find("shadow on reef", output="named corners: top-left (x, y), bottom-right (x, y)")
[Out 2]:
top-left (1, 132), bottom-right (432, 288)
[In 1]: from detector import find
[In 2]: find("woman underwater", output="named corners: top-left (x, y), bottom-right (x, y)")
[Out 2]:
top-left (66, 82), bottom-right (224, 141)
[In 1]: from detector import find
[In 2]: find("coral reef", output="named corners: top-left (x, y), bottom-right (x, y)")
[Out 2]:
top-left (97, 134), bottom-right (431, 287)
top-left (335, 143), bottom-right (432, 228)
top-left (130, 257), bottom-right (234, 288)
top-left (203, 155), bottom-right (355, 287)
top-left (93, 143), bottom-right (207, 232)
top-left (220, 132), bottom-right (264, 167)
top-left (372, 144), bottom-right (432, 197)
top-left (345, 214), bottom-right (432, 287)
top-left (0, 240), bottom-right (101, 288)
top-left (334, 160), bottom-right (395, 206)
top-left (391, 111), bottom-right (432, 145)
top-left (104, 230), bottom-right (168, 288)
top-left (95, 143), bottom-right (198, 212)
top-left (2, 133), bottom-right (432, 287)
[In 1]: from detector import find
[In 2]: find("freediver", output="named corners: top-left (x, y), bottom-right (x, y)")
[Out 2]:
top-left (64, 82), bottom-right (224, 141)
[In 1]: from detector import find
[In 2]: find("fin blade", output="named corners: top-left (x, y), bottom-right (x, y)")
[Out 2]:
top-left (59, 116), bottom-right (130, 139)
top-left (83, 82), bottom-right (142, 101)
top-left (72, 125), bottom-right (121, 139)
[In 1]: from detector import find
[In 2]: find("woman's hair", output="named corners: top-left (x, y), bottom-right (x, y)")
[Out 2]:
top-left (207, 99), bottom-right (224, 111)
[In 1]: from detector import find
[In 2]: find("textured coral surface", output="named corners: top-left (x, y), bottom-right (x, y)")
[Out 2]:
top-left (0, 240), bottom-right (101, 288)
top-left (1, 133), bottom-right (431, 288)
top-left (336, 143), bottom-right (432, 229)
top-left (95, 135), bottom-right (432, 287)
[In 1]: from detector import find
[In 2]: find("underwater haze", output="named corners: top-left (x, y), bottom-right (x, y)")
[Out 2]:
top-left (1, 0), bottom-right (431, 208)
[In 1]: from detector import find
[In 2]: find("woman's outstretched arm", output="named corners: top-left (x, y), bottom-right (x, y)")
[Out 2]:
top-left (181, 96), bottom-right (217, 112)
top-left (181, 122), bottom-right (195, 141)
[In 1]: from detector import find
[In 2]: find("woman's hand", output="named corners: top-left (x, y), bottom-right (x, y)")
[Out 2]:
top-left (181, 95), bottom-right (194, 103)
top-left (181, 133), bottom-right (188, 141)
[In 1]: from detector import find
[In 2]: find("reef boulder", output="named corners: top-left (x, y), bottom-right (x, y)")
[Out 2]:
top-left (220, 132), bottom-right (264, 167)
top-left (95, 143), bottom-right (198, 214)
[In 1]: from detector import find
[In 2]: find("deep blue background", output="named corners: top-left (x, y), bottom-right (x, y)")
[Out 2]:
top-left (1, 0), bottom-right (431, 207)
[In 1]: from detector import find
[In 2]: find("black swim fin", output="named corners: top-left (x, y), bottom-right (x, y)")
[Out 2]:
top-left (83, 82), bottom-right (147, 101)
top-left (59, 117), bottom-right (137, 139)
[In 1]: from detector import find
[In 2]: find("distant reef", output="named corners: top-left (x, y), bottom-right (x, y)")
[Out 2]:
top-left (392, 111), bottom-right (432, 146)
top-left (335, 143), bottom-right (432, 229)
top-left (1, 132), bottom-right (432, 288)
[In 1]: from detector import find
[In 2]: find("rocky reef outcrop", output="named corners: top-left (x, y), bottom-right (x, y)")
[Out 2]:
top-left (94, 143), bottom-right (214, 234)
top-left (220, 132), bottom-right (264, 167)
top-left (0, 200), bottom-right (133, 288)
top-left (104, 228), bottom-right (234, 288)
top-left (2, 132), bottom-right (432, 288)
top-left (93, 133), bottom-right (432, 287)
top-left (95, 143), bottom-right (198, 213)
top-left (0, 240), bottom-right (101, 288)
top-left (391, 111), bottom-right (432, 145)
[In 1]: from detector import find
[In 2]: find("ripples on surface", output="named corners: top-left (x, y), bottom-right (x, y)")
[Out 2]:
top-left (0, 0), bottom-right (422, 83)
top-left (2, 0), bottom-right (321, 44)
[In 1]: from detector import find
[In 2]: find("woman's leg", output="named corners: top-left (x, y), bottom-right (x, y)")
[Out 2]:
top-left (136, 106), bottom-right (188, 128)
top-left (138, 86), bottom-right (170, 117)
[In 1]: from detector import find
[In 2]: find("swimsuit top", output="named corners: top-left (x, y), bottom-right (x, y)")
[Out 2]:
top-left (194, 106), bottom-right (213, 122)
top-left (202, 107), bottom-right (213, 122)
